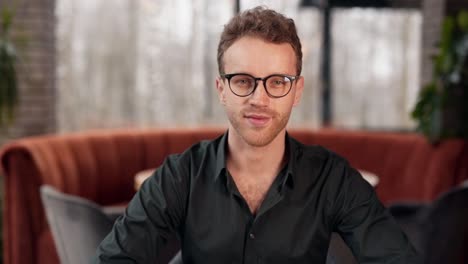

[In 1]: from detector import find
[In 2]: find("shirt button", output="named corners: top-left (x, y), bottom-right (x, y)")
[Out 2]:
top-left (249, 233), bottom-right (255, 239)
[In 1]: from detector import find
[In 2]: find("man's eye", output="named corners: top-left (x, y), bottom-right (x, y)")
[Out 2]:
top-left (233, 78), bottom-right (252, 86)
top-left (269, 77), bottom-right (288, 87)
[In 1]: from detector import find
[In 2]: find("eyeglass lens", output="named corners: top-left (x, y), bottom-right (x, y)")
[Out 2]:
top-left (229, 74), bottom-right (293, 97)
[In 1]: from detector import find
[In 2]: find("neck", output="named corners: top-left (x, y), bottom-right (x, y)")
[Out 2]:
top-left (226, 128), bottom-right (287, 179)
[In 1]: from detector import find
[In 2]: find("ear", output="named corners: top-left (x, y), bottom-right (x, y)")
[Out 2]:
top-left (216, 77), bottom-right (227, 105)
top-left (292, 76), bottom-right (304, 107)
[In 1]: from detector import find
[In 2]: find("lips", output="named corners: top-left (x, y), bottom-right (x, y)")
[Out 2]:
top-left (244, 113), bottom-right (271, 127)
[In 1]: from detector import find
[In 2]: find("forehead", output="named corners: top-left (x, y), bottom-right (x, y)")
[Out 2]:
top-left (223, 36), bottom-right (296, 75)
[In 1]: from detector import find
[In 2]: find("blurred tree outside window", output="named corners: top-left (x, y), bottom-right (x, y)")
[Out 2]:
top-left (332, 8), bottom-right (421, 130)
top-left (56, 0), bottom-right (420, 132)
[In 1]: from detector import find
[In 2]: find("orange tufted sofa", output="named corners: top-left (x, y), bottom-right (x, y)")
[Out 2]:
top-left (0, 127), bottom-right (467, 264)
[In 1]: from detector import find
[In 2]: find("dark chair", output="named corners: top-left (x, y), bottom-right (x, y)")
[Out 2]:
top-left (388, 202), bottom-right (428, 256)
top-left (422, 185), bottom-right (468, 264)
top-left (389, 184), bottom-right (468, 264)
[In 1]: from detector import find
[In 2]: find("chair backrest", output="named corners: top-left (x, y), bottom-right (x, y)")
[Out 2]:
top-left (423, 185), bottom-right (468, 264)
top-left (40, 185), bottom-right (114, 264)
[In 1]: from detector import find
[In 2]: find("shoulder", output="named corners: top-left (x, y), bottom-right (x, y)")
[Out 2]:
top-left (289, 137), bottom-right (377, 217)
top-left (146, 135), bottom-right (223, 190)
top-left (288, 136), bottom-right (364, 193)
top-left (169, 134), bottom-right (221, 159)
top-left (290, 136), bottom-right (350, 170)
top-left (163, 134), bottom-right (224, 173)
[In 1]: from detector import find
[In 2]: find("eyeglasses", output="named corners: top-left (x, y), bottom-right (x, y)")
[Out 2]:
top-left (220, 73), bottom-right (298, 98)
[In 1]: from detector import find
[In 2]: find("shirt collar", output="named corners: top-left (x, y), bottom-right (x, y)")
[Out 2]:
top-left (283, 131), bottom-right (298, 190)
top-left (214, 130), bottom-right (228, 182)
top-left (213, 130), bottom-right (298, 190)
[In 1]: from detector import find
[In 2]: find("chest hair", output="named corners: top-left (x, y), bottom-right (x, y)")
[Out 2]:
top-left (233, 174), bottom-right (274, 214)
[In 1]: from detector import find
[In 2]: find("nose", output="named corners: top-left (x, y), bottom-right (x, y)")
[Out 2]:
top-left (249, 81), bottom-right (269, 107)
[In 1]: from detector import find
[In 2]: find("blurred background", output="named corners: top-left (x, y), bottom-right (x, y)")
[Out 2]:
top-left (0, 0), bottom-right (467, 263)
top-left (0, 0), bottom-right (450, 140)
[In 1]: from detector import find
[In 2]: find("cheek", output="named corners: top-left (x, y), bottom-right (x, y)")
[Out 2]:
top-left (225, 94), bottom-right (246, 107)
top-left (276, 96), bottom-right (294, 109)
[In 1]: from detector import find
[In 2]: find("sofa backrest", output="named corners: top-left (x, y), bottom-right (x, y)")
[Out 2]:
top-left (292, 129), bottom-right (467, 203)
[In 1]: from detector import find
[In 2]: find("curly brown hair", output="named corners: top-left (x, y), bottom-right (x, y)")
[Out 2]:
top-left (217, 6), bottom-right (303, 75)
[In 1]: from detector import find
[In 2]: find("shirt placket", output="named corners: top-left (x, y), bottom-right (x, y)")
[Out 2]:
top-left (243, 216), bottom-right (258, 264)
top-left (227, 169), bottom-right (287, 264)
top-left (242, 187), bottom-right (285, 264)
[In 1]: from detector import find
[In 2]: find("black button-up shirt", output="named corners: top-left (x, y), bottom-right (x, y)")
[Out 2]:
top-left (94, 132), bottom-right (416, 263)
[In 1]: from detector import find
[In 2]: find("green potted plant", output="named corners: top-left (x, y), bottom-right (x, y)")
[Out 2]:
top-left (0, 6), bottom-right (20, 263)
top-left (412, 10), bottom-right (468, 142)
top-left (0, 7), bottom-right (18, 128)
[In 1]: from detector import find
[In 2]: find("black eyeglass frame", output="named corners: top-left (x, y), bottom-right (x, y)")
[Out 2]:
top-left (220, 73), bottom-right (299, 98)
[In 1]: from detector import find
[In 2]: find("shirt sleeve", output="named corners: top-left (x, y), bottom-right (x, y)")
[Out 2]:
top-left (330, 162), bottom-right (418, 263)
top-left (92, 155), bottom-right (188, 263)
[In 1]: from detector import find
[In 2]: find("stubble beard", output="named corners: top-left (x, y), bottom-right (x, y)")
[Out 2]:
top-left (227, 107), bottom-right (291, 147)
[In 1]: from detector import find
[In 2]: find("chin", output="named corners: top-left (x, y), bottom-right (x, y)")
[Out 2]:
top-left (226, 109), bottom-right (291, 147)
top-left (234, 122), bottom-right (287, 147)
top-left (242, 132), bottom-right (276, 147)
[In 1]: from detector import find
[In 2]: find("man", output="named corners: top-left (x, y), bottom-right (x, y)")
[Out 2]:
top-left (94, 6), bottom-right (416, 263)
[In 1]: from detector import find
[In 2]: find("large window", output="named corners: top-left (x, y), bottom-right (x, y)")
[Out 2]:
top-left (57, 0), bottom-right (234, 131)
top-left (56, 0), bottom-right (421, 132)
top-left (332, 8), bottom-right (421, 129)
